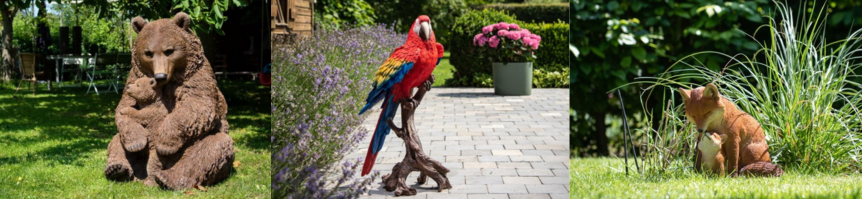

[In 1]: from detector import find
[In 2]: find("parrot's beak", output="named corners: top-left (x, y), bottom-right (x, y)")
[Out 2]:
top-left (419, 21), bottom-right (431, 41)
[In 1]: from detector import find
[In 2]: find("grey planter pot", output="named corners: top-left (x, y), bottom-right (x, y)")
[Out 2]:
top-left (492, 62), bottom-right (533, 96)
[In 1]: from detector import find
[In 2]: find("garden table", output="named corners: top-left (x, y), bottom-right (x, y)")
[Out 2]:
top-left (47, 55), bottom-right (92, 88)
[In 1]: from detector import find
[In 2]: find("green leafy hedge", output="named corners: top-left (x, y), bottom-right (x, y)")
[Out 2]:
top-left (476, 3), bottom-right (569, 23)
top-left (521, 21), bottom-right (568, 72)
top-left (446, 9), bottom-right (518, 86)
top-left (446, 9), bottom-right (569, 88)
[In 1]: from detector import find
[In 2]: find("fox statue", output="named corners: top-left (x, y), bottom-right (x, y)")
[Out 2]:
top-left (678, 83), bottom-right (783, 177)
top-left (697, 131), bottom-right (727, 176)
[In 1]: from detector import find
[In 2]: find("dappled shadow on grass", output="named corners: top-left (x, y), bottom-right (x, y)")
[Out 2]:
top-left (0, 84), bottom-right (119, 166)
top-left (0, 79), bottom-right (271, 166)
top-left (217, 79), bottom-right (271, 151)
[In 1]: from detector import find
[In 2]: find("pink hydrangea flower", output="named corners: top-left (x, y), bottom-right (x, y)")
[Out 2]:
top-left (482, 25), bottom-right (493, 35)
top-left (488, 36), bottom-right (500, 48)
top-left (497, 30), bottom-right (508, 37)
top-left (522, 37), bottom-right (534, 46)
top-left (505, 31), bottom-right (521, 40)
top-left (473, 33), bottom-right (488, 46)
top-left (495, 22), bottom-right (508, 30)
top-left (508, 23), bottom-right (520, 30)
top-left (519, 29), bottom-right (532, 38)
top-left (531, 34), bottom-right (542, 42)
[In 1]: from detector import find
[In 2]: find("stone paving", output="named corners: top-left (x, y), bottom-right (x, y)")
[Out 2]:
top-left (344, 88), bottom-right (570, 199)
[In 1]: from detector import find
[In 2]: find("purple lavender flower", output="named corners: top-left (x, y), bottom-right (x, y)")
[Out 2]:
top-left (271, 23), bottom-right (391, 198)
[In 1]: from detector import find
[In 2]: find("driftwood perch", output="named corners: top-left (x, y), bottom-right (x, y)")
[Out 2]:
top-left (381, 75), bottom-right (452, 196)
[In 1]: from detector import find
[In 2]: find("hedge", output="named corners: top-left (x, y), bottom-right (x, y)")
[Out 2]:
top-left (446, 9), bottom-right (569, 88)
top-left (446, 9), bottom-right (519, 86)
top-left (476, 3), bottom-right (569, 23)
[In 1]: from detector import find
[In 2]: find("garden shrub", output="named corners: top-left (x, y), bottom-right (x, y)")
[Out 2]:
top-left (365, 0), bottom-right (470, 47)
top-left (446, 9), bottom-right (518, 86)
top-left (271, 24), bottom-right (405, 198)
top-left (447, 9), bottom-right (569, 87)
top-left (314, 0), bottom-right (377, 30)
top-left (476, 3), bottom-right (568, 23)
top-left (533, 65), bottom-right (568, 88)
top-left (520, 21), bottom-right (568, 72)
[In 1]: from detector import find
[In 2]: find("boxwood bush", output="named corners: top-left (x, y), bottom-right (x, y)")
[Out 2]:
top-left (446, 9), bottom-right (518, 86)
top-left (446, 9), bottom-right (569, 88)
top-left (476, 3), bottom-right (569, 23)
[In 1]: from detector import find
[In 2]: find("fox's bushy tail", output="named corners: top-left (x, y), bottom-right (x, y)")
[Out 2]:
top-left (738, 161), bottom-right (784, 177)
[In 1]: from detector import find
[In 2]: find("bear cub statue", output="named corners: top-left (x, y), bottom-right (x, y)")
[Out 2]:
top-left (119, 77), bottom-right (166, 129)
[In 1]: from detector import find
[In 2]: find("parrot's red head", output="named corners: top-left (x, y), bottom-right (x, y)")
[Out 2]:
top-left (409, 15), bottom-right (435, 42)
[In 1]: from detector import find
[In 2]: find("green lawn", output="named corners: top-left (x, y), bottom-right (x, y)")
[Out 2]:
top-left (0, 79), bottom-right (271, 198)
top-left (432, 51), bottom-right (454, 87)
top-left (571, 158), bottom-right (861, 198)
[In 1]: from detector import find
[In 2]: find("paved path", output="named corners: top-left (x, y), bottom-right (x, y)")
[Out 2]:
top-left (345, 88), bottom-right (570, 199)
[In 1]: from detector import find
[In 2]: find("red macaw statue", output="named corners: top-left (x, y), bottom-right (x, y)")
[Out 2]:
top-left (358, 15), bottom-right (445, 176)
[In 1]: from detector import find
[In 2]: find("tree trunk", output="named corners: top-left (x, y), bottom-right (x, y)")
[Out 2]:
top-left (591, 111), bottom-right (609, 156)
top-left (1, 6), bottom-right (17, 82)
top-left (380, 75), bottom-right (452, 196)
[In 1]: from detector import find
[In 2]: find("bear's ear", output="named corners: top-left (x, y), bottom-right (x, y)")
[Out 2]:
top-left (677, 87), bottom-right (691, 102)
top-left (132, 17), bottom-right (147, 34)
top-left (173, 12), bottom-right (191, 31)
top-left (704, 83), bottom-right (720, 100)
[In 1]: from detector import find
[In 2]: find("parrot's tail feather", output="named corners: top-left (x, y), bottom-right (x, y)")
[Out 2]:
top-left (359, 103), bottom-right (374, 115)
top-left (362, 96), bottom-right (399, 176)
top-left (361, 146), bottom-right (378, 176)
top-left (359, 88), bottom-right (389, 115)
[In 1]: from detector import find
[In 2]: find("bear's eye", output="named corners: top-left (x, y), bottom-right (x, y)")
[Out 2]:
top-left (144, 51), bottom-right (153, 58)
top-left (165, 49), bottom-right (174, 56)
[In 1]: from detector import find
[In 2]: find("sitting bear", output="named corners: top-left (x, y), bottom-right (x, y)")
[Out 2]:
top-left (105, 12), bottom-right (233, 190)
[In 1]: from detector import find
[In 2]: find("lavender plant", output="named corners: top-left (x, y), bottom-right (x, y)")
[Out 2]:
top-left (271, 24), bottom-right (407, 198)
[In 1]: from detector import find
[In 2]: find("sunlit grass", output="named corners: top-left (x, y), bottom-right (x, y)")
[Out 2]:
top-left (432, 51), bottom-right (454, 87)
top-left (570, 158), bottom-right (862, 199)
top-left (0, 79), bottom-right (270, 198)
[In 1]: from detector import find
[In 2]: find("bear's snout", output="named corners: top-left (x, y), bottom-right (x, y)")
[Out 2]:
top-left (154, 73), bottom-right (168, 82)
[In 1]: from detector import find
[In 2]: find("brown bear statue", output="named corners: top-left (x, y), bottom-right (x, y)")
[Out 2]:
top-left (105, 12), bottom-right (233, 190)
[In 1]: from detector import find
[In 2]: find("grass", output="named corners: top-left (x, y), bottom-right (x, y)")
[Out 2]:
top-left (570, 158), bottom-right (862, 199)
top-left (0, 79), bottom-right (271, 198)
top-left (431, 51), bottom-right (454, 87)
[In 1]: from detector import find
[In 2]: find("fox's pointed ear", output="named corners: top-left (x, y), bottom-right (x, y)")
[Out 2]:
top-left (719, 134), bottom-right (727, 143)
top-left (677, 87), bottom-right (691, 102)
top-left (704, 83), bottom-right (720, 100)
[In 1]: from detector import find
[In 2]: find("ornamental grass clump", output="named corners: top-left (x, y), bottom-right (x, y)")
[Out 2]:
top-left (473, 22), bottom-right (541, 63)
top-left (271, 24), bottom-right (406, 198)
top-left (626, 1), bottom-right (861, 174)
